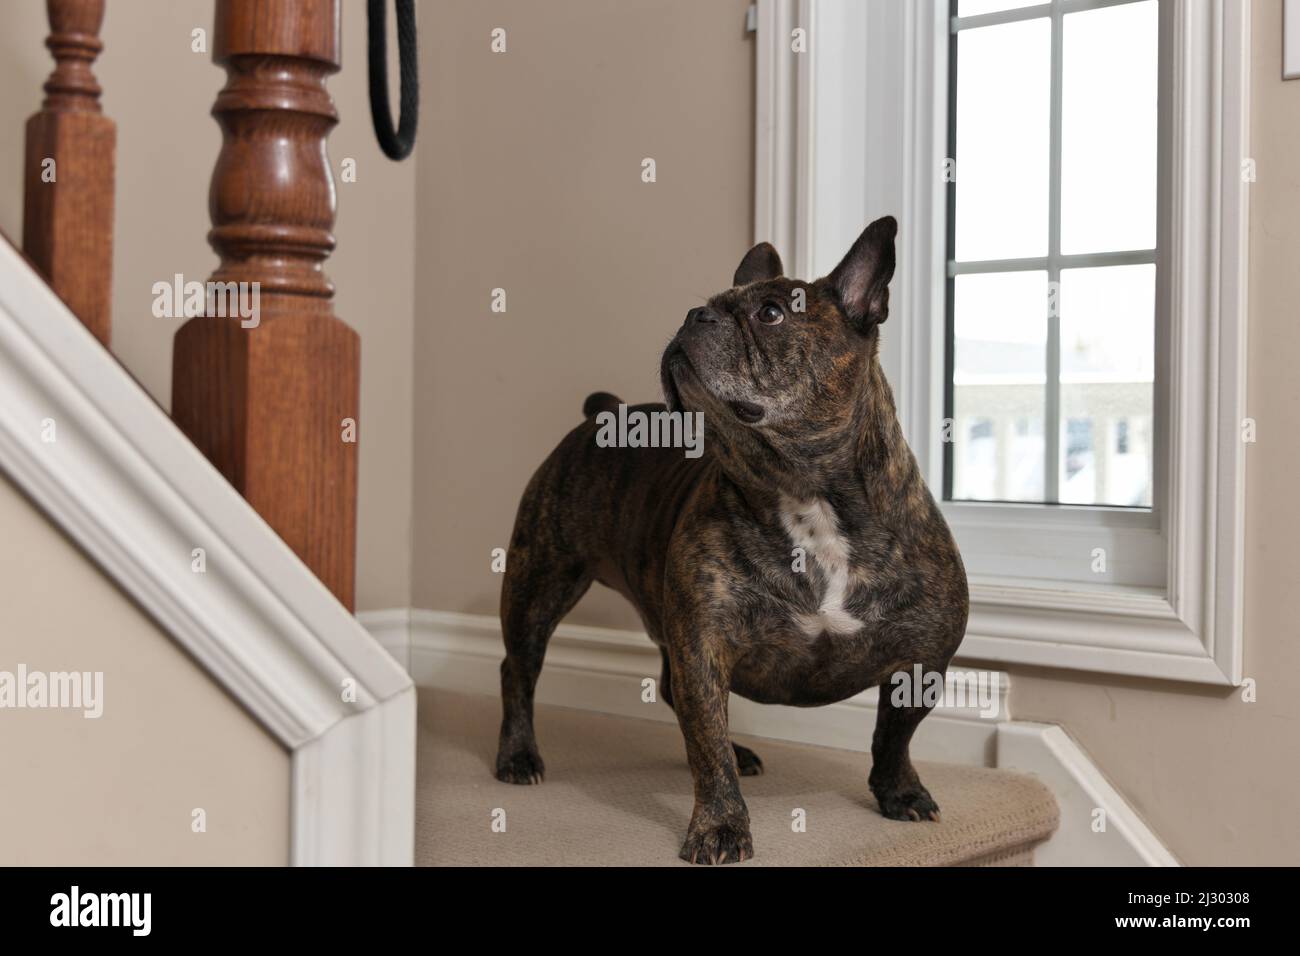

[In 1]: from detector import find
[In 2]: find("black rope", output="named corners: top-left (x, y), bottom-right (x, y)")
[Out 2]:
top-left (367, 0), bottom-right (418, 161)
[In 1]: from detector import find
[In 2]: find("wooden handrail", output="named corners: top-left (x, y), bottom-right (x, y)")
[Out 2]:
top-left (172, 0), bottom-right (359, 611)
top-left (22, 0), bottom-right (115, 346)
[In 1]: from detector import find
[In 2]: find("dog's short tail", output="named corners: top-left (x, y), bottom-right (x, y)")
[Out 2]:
top-left (582, 392), bottom-right (622, 418)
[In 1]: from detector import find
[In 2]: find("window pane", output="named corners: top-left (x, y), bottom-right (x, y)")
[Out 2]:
top-left (952, 272), bottom-right (1047, 502)
top-left (957, 0), bottom-right (1042, 16)
top-left (1058, 265), bottom-right (1155, 506)
top-left (1060, 0), bottom-right (1158, 254)
top-left (955, 18), bottom-right (1050, 261)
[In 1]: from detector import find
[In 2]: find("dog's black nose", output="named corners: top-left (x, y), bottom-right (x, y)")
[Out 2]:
top-left (688, 306), bottom-right (719, 325)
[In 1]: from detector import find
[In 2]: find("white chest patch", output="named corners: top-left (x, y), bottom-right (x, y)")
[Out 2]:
top-left (779, 496), bottom-right (865, 636)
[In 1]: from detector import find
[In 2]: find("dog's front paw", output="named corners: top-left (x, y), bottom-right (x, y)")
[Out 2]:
top-left (872, 782), bottom-right (941, 822)
top-left (495, 746), bottom-right (545, 785)
top-left (679, 813), bottom-right (754, 865)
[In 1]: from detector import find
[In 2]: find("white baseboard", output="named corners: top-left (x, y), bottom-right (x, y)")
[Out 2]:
top-left (360, 606), bottom-right (1178, 866)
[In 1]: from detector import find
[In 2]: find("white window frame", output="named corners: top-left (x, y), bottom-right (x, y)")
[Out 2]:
top-left (754, 0), bottom-right (1248, 684)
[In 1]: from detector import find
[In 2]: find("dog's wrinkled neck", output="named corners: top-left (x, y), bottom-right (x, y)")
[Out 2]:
top-left (853, 348), bottom-right (907, 471)
top-left (708, 345), bottom-right (917, 519)
top-left (848, 350), bottom-right (923, 513)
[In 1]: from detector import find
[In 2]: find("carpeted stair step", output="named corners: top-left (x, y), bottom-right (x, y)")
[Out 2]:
top-left (417, 689), bottom-right (1059, 867)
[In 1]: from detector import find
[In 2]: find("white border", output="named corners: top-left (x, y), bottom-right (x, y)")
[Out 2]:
top-left (753, 0), bottom-right (1249, 684)
top-left (1286, 0), bottom-right (1300, 79)
top-left (0, 238), bottom-right (415, 866)
top-left (362, 607), bottom-right (1179, 866)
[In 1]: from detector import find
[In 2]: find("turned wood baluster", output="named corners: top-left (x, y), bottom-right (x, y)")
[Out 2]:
top-left (23, 0), bottom-right (116, 346)
top-left (172, 0), bottom-right (358, 610)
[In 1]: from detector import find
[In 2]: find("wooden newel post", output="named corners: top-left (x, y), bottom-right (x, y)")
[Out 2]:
top-left (172, 0), bottom-right (359, 610)
top-left (23, 0), bottom-right (116, 346)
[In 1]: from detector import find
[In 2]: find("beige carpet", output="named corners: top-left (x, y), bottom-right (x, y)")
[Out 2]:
top-left (416, 689), bottom-right (1059, 867)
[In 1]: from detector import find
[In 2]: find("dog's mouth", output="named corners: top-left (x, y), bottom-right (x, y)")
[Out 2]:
top-left (660, 345), bottom-right (690, 414)
top-left (662, 344), bottom-right (767, 425)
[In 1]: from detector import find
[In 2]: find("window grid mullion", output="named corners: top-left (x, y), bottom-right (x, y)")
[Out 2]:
top-left (947, 248), bottom-right (1156, 276)
top-left (1045, 0), bottom-right (1064, 504)
top-left (952, 0), bottom-right (1146, 34)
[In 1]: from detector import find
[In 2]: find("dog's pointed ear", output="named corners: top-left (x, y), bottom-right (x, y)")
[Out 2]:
top-left (828, 216), bottom-right (897, 330)
top-left (733, 241), bottom-right (784, 287)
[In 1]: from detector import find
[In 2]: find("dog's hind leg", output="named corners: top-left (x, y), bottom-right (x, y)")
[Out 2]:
top-left (495, 527), bottom-right (592, 785)
top-left (659, 648), bottom-right (764, 777)
top-left (731, 741), bottom-right (765, 777)
top-left (867, 681), bottom-right (941, 821)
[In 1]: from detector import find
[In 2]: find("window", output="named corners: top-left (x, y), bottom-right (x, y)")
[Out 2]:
top-left (946, 0), bottom-right (1158, 509)
top-left (753, 0), bottom-right (1247, 683)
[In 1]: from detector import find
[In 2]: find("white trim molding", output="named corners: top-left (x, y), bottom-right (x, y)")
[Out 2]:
top-left (997, 723), bottom-right (1179, 866)
top-left (0, 238), bottom-right (415, 866)
top-left (1286, 0), bottom-right (1300, 80)
top-left (754, 0), bottom-right (816, 280)
top-left (753, 0), bottom-right (1249, 684)
top-left (362, 607), bottom-right (1178, 866)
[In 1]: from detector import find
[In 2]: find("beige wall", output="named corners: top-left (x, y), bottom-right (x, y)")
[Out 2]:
top-left (410, 0), bottom-right (756, 617)
top-left (0, 473), bottom-right (290, 865)
top-left (0, 0), bottom-right (416, 611)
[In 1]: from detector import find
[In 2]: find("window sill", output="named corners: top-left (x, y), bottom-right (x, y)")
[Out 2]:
top-left (957, 576), bottom-right (1231, 685)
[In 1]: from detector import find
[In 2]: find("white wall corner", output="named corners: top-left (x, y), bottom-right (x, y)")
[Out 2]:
top-left (359, 607), bottom-right (414, 672)
top-left (1286, 0), bottom-right (1300, 79)
top-left (997, 722), bottom-right (1180, 866)
top-left (292, 684), bottom-right (416, 867)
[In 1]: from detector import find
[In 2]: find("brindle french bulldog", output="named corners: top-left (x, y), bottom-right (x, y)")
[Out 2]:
top-left (496, 216), bottom-right (968, 864)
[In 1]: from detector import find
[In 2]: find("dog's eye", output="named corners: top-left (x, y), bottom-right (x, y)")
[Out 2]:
top-left (757, 303), bottom-right (784, 326)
